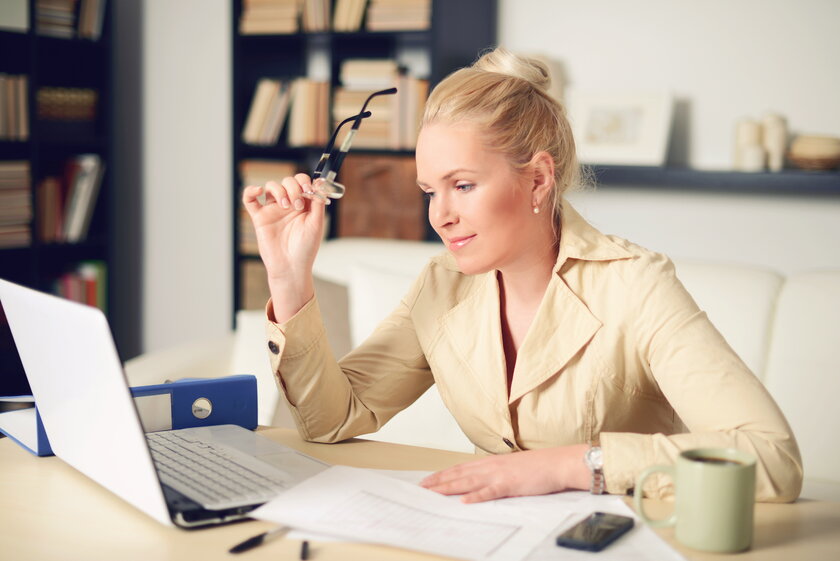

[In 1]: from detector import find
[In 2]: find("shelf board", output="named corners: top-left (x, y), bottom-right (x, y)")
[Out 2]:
top-left (237, 144), bottom-right (416, 160)
top-left (237, 30), bottom-right (430, 41)
top-left (590, 165), bottom-right (840, 197)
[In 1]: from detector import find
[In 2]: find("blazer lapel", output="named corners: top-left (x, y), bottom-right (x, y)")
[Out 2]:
top-left (439, 272), bottom-right (509, 413)
top-left (508, 274), bottom-right (602, 403)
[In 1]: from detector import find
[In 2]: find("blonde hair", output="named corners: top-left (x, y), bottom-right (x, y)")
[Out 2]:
top-left (422, 48), bottom-right (587, 233)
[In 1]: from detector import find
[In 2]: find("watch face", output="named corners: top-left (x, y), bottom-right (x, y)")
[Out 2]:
top-left (587, 447), bottom-right (604, 469)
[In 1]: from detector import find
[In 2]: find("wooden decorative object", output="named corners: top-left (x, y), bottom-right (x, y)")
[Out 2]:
top-left (336, 155), bottom-right (427, 240)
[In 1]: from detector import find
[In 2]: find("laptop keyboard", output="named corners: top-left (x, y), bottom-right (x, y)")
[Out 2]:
top-left (147, 430), bottom-right (290, 510)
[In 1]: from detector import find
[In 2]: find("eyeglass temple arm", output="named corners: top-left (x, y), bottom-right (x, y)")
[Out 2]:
top-left (324, 87), bottom-right (398, 179)
top-left (313, 111), bottom-right (372, 178)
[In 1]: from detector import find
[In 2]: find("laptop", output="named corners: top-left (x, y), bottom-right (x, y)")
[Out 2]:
top-left (0, 278), bottom-right (328, 528)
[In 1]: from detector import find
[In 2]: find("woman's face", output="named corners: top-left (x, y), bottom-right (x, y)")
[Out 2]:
top-left (416, 121), bottom-right (546, 276)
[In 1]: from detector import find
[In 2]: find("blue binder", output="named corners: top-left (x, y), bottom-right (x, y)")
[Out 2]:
top-left (0, 402), bottom-right (53, 456)
top-left (0, 375), bottom-right (257, 457)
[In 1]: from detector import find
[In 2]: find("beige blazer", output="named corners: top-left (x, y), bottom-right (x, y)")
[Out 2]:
top-left (265, 203), bottom-right (802, 502)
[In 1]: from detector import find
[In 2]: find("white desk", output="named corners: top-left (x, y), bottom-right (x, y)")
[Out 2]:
top-left (1, 428), bottom-right (838, 560)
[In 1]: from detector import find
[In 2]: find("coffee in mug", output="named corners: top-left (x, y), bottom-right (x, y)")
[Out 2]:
top-left (633, 448), bottom-right (756, 553)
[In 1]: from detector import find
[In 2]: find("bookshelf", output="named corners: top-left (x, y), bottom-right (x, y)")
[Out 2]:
top-left (231, 0), bottom-right (497, 315)
top-left (0, 0), bottom-right (111, 397)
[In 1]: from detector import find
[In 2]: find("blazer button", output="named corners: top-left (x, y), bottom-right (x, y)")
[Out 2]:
top-left (267, 340), bottom-right (280, 355)
top-left (502, 437), bottom-right (515, 449)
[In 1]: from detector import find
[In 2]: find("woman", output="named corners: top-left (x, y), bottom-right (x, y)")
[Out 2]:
top-left (242, 48), bottom-right (802, 503)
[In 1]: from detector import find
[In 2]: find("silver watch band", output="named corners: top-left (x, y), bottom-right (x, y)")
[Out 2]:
top-left (590, 468), bottom-right (605, 495)
top-left (585, 445), bottom-right (605, 495)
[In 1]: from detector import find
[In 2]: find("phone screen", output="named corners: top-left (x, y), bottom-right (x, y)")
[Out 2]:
top-left (556, 512), bottom-right (634, 551)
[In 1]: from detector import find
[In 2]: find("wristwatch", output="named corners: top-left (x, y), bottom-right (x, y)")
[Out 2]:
top-left (584, 446), bottom-right (605, 495)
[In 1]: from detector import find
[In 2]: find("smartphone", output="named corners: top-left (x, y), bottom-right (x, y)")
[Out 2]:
top-left (555, 512), bottom-right (635, 552)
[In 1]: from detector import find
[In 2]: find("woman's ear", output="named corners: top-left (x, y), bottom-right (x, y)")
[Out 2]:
top-left (529, 151), bottom-right (555, 205)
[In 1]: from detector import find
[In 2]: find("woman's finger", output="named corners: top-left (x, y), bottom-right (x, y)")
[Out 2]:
top-left (461, 484), bottom-right (506, 504)
top-left (282, 175), bottom-right (306, 211)
top-left (423, 474), bottom-right (480, 496)
top-left (295, 172), bottom-right (314, 193)
top-left (265, 180), bottom-right (290, 209)
top-left (241, 185), bottom-right (264, 216)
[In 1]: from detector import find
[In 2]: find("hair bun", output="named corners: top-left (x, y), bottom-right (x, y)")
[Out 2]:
top-left (472, 47), bottom-right (551, 92)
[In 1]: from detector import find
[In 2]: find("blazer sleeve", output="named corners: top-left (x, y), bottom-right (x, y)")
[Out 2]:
top-left (264, 268), bottom-right (433, 443)
top-left (599, 253), bottom-right (803, 502)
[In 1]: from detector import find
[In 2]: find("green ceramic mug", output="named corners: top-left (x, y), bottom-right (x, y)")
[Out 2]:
top-left (633, 448), bottom-right (756, 553)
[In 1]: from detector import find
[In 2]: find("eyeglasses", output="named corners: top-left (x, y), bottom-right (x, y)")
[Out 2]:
top-left (303, 87), bottom-right (398, 202)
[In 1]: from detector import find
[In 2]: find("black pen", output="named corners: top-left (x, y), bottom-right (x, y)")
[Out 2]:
top-left (229, 525), bottom-right (287, 554)
top-left (300, 540), bottom-right (310, 560)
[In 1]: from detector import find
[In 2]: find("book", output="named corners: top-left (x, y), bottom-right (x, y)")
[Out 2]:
top-left (54, 260), bottom-right (107, 311)
top-left (16, 75), bottom-right (28, 140)
top-left (302, 0), bottom-right (330, 32)
top-left (333, 0), bottom-right (368, 31)
top-left (340, 58), bottom-right (399, 90)
top-left (287, 79), bottom-right (328, 147)
top-left (0, 74), bottom-right (29, 141)
top-left (365, 0), bottom-right (430, 31)
top-left (0, 0), bottom-right (28, 32)
top-left (240, 80), bottom-right (295, 145)
top-left (259, 81), bottom-right (294, 145)
top-left (240, 0), bottom-right (302, 35)
top-left (242, 79), bottom-right (279, 143)
top-left (0, 160), bottom-right (31, 248)
top-left (36, 0), bottom-right (78, 38)
top-left (78, 0), bottom-right (107, 40)
top-left (240, 260), bottom-right (271, 310)
top-left (239, 159), bottom-right (298, 187)
top-left (333, 74), bottom-right (427, 149)
top-left (62, 154), bottom-right (104, 243)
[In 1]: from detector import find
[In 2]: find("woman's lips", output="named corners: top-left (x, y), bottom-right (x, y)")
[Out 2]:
top-left (448, 235), bottom-right (476, 250)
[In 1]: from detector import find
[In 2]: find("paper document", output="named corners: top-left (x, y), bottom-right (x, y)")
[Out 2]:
top-left (268, 466), bottom-right (687, 561)
top-left (253, 465), bottom-right (566, 561)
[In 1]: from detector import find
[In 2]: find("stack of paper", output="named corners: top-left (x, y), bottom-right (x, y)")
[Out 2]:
top-left (252, 465), bottom-right (688, 561)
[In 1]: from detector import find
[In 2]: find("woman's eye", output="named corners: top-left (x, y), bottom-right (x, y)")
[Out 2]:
top-left (423, 191), bottom-right (435, 200)
top-left (456, 183), bottom-right (475, 192)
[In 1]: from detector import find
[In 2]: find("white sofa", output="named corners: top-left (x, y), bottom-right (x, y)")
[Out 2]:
top-left (124, 238), bottom-right (840, 501)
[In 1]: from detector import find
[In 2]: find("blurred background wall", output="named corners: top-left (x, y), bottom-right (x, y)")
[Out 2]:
top-left (113, 0), bottom-right (839, 356)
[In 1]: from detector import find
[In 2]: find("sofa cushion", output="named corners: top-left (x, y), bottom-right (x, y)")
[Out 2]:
top-left (762, 271), bottom-right (840, 498)
top-left (672, 260), bottom-right (783, 379)
top-left (313, 237), bottom-right (444, 285)
top-left (232, 310), bottom-right (289, 427)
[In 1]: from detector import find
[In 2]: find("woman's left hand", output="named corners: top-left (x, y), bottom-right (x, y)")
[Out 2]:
top-left (420, 444), bottom-right (591, 503)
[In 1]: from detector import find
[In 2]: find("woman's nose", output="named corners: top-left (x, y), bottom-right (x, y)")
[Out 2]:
top-left (429, 192), bottom-right (456, 229)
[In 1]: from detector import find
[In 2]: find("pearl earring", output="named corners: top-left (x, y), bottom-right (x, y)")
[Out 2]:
top-left (532, 205), bottom-right (540, 214)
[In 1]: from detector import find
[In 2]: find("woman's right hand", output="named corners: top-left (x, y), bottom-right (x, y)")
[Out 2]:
top-left (242, 173), bottom-right (328, 322)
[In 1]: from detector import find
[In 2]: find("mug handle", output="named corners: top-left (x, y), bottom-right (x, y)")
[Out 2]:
top-left (633, 465), bottom-right (677, 528)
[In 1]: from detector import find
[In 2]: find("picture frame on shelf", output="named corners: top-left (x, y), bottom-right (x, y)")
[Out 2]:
top-left (566, 89), bottom-right (673, 167)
